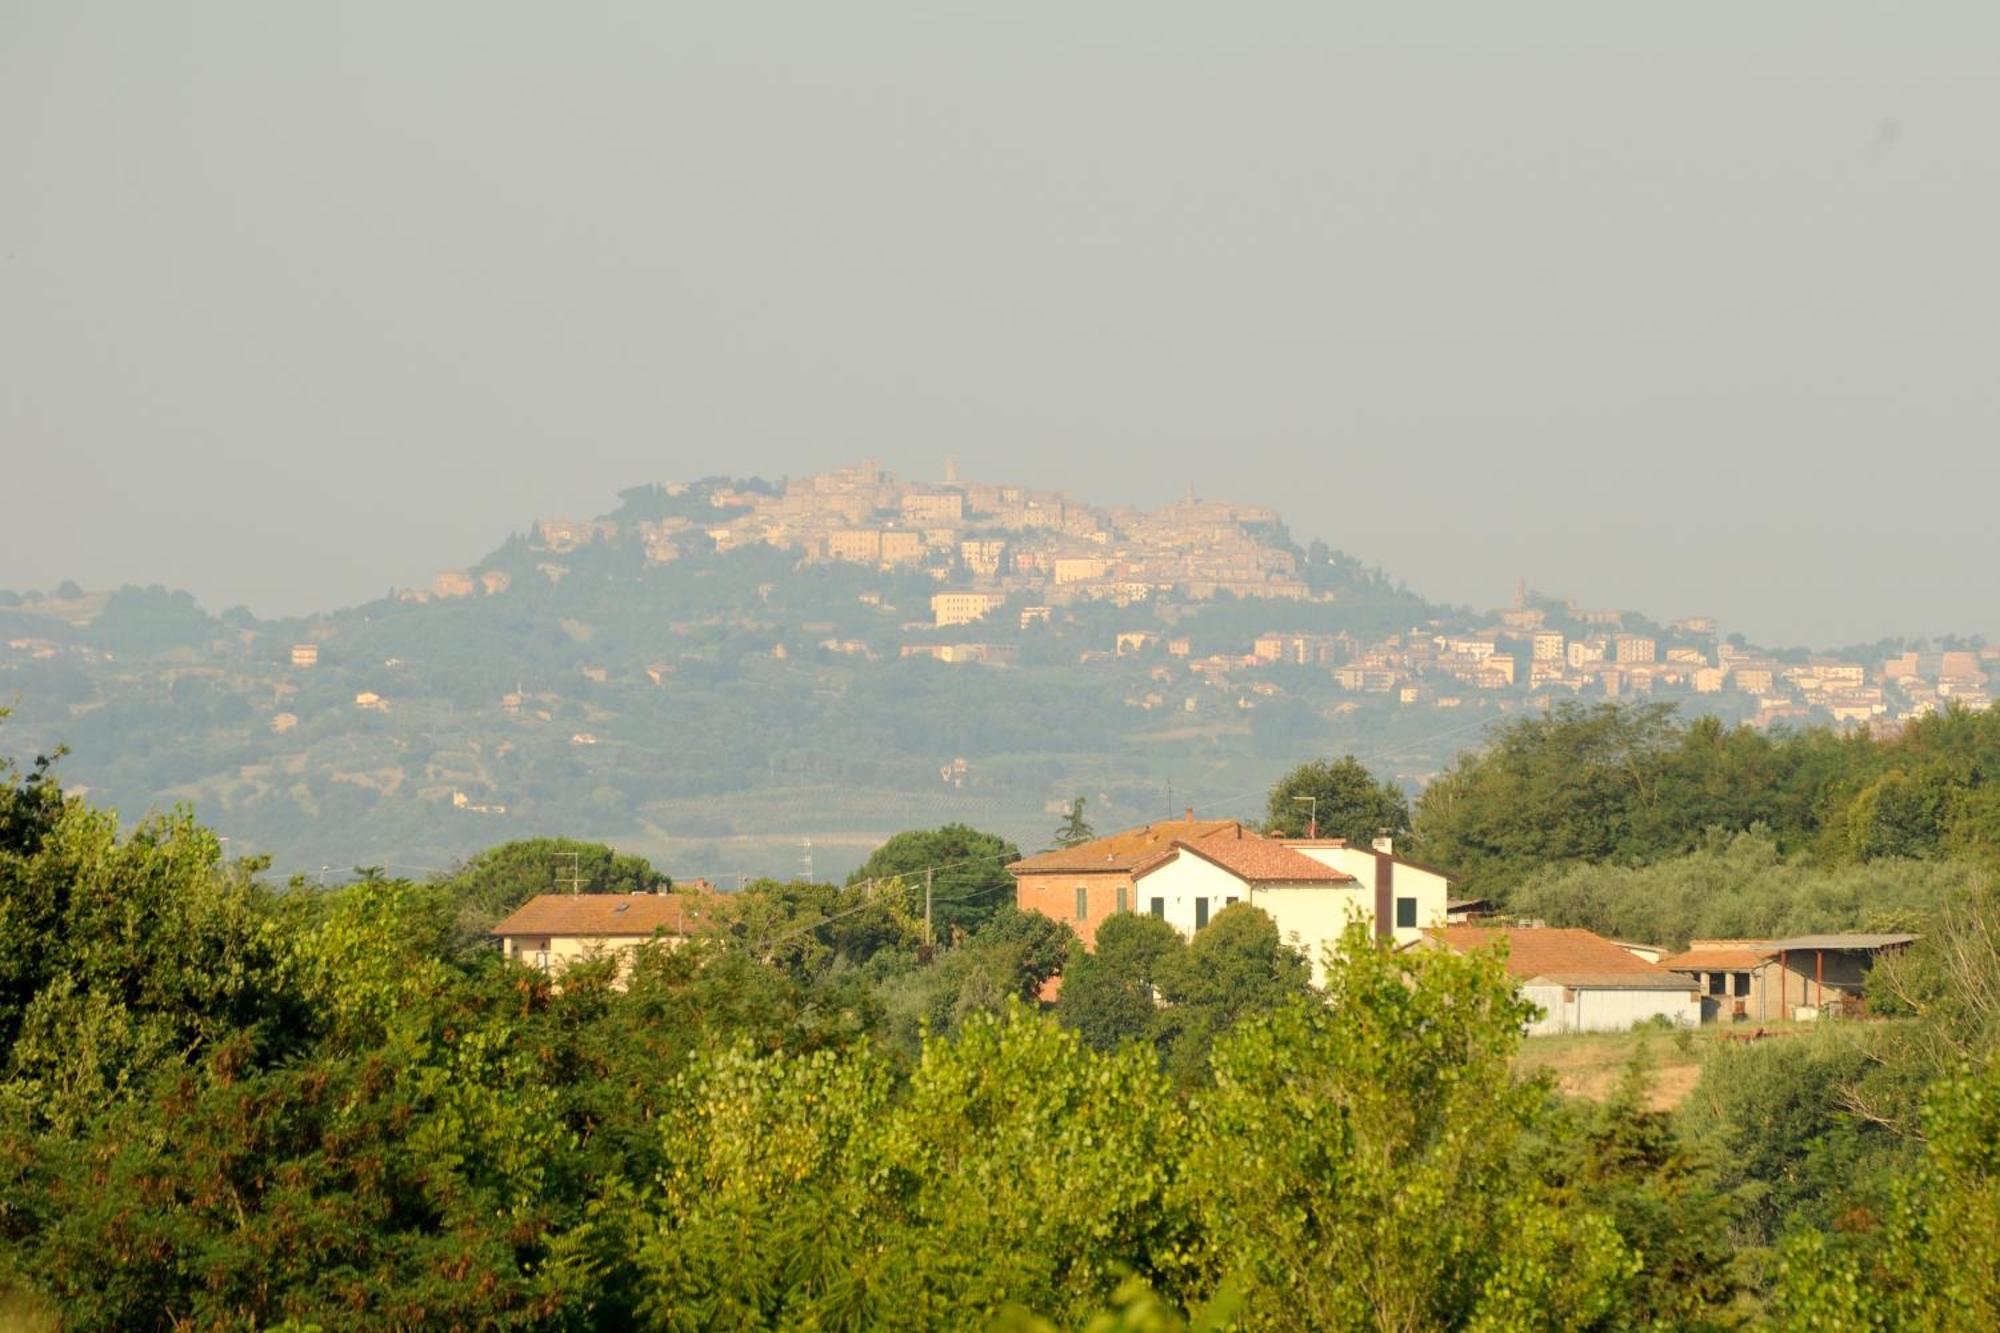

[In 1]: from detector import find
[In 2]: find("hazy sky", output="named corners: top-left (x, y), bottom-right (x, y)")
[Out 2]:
top-left (5, 3), bottom-right (1995, 647)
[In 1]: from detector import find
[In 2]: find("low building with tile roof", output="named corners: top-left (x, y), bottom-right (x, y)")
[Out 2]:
top-left (492, 892), bottom-right (725, 983)
top-left (1661, 939), bottom-right (1781, 1024)
top-left (1425, 925), bottom-right (1700, 1035)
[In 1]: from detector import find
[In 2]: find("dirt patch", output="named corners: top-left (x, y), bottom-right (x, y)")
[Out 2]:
top-left (1517, 1033), bottom-right (1705, 1110)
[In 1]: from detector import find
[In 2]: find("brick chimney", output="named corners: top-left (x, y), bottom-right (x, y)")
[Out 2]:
top-left (1373, 848), bottom-right (1393, 941)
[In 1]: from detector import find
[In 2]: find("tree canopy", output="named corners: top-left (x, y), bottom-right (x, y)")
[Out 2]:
top-left (1263, 754), bottom-right (1410, 842)
top-left (845, 822), bottom-right (1020, 937)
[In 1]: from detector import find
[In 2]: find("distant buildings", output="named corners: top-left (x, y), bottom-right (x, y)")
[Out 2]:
top-left (932, 591), bottom-right (1008, 627)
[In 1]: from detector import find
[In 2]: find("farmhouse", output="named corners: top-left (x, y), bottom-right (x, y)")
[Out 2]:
top-left (1011, 816), bottom-right (1452, 985)
top-left (492, 892), bottom-right (722, 982)
top-left (1127, 831), bottom-right (1362, 984)
top-left (1008, 814), bottom-right (1252, 950)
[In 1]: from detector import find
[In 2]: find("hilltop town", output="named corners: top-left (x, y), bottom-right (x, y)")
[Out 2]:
top-left (412, 464), bottom-right (1991, 731)
top-left (1, 465), bottom-right (1991, 882)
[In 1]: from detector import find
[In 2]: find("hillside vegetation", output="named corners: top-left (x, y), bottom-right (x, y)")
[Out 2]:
top-left (5, 705), bottom-right (2000, 1325)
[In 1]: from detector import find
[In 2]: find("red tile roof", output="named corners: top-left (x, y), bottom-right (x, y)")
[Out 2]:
top-left (1148, 834), bottom-right (1357, 884)
top-left (1009, 818), bottom-right (1252, 874)
top-left (1428, 926), bottom-right (1678, 985)
top-left (491, 893), bottom-right (724, 939)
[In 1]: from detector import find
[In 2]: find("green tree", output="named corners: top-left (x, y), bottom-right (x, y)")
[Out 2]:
top-left (1052, 797), bottom-right (1096, 850)
top-left (1155, 903), bottom-right (1309, 1086)
top-left (1263, 755), bottom-right (1409, 842)
top-left (1168, 926), bottom-right (1632, 1327)
top-left (1531, 1052), bottom-right (1749, 1324)
top-left (848, 823), bottom-right (1021, 937)
top-left (434, 836), bottom-right (669, 952)
top-left (1059, 912), bottom-right (1186, 1053)
top-left (1775, 1052), bottom-right (2000, 1330)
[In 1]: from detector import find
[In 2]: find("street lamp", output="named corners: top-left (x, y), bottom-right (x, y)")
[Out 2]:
top-left (1292, 795), bottom-right (1318, 840)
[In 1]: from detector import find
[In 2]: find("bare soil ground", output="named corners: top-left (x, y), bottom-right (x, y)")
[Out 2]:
top-left (1515, 1028), bottom-right (1707, 1110)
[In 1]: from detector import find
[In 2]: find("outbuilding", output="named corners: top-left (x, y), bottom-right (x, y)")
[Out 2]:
top-left (1426, 925), bottom-right (1701, 1035)
top-left (1762, 934), bottom-right (1917, 1019)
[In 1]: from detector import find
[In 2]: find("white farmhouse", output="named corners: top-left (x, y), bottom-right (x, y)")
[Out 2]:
top-left (1130, 830), bottom-right (1400, 985)
top-left (1279, 838), bottom-right (1453, 949)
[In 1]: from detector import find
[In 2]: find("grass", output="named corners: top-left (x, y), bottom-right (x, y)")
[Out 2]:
top-left (1514, 1021), bottom-right (1822, 1110)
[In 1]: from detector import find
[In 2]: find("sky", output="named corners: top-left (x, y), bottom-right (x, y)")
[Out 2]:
top-left (4, 2), bottom-right (1996, 649)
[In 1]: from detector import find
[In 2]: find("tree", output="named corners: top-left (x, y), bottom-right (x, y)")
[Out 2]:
top-left (433, 837), bottom-right (668, 952)
top-left (1263, 755), bottom-right (1409, 843)
top-left (1775, 1052), bottom-right (2000, 1330)
top-left (1154, 903), bottom-right (1309, 1085)
top-left (848, 823), bottom-right (1020, 937)
top-left (1051, 797), bottom-right (1095, 850)
top-left (1059, 913), bottom-right (1186, 1054)
top-left (1168, 927), bottom-right (1631, 1328)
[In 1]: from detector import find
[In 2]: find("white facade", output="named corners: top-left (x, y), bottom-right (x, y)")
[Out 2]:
top-left (1132, 848), bottom-right (1376, 986)
top-left (1520, 981), bottom-right (1701, 1035)
top-left (1283, 844), bottom-right (1451, 948)
top-left (1133, 850), bottom-right (1258, 939)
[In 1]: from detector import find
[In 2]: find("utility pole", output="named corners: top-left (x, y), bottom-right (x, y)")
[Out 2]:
top-left (924, 867), bottom-right (935, 949)
top-left (799, 837), bottom-right (813, 884)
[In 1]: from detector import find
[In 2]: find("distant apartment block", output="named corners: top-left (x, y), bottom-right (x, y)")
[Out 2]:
top-left (880, 530), bottom-right (925, 565)
top-left (1567, 637), bottom-right (1608, 670)
top-left (826, 529), bottom-right (882, 563)
top-left (290, 644), bottom-right (319, 668)
top-left (1613, 634), bottom-right (1657, 665)
top-left (900, 492), bottom-right (964, 526)
top-left (932, 590), bottom-right (1008, 627)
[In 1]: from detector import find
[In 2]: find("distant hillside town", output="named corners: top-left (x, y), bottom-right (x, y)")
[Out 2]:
top-left (1, 464), bottom-right (1990, 881)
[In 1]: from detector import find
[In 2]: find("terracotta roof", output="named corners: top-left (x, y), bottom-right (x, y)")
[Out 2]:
top-left (1145, 834), bottom-right (1357, 884)
top-left (1662, 947), bottom-right (1769, 972)
top-left (1427, 926), bottom-right (1682, 986)
top-left (491, 893), bottom-right (723, 939)
top-left (1009, 819), bottom-right (1251, 874)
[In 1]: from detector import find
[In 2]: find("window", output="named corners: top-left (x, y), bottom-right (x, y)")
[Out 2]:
top-left (1194, 898), bottom-right (1210, 930)
top-left (1708, 972), bottom-right (1727, 996)
top-left (1075, 886), bottom-right (1089, 922)
top-left (1225, 896), bottom-right (1240, 907)
top-left (1116, 885), bottom-right (1129, 914)
top-left (1395, 897), bottom-right (1417, 929)
top-left (1149, 897), bottom-right (1165, 919)
top-left (1733, 972), bottom-right (1751, 998)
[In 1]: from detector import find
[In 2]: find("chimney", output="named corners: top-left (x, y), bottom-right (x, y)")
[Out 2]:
top-left (1374, 848), bottom-right (1393, 942)
top-left (1185, 807), bottom-right (1194, 824)
top-left (1372, 835), bottom-right (1395, 856)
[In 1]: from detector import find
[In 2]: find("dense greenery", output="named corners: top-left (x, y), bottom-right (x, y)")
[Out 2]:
top-left (7, 711), bottom-right (2000, 1326)
top-left (1411, 702), bottom-right (2000, 898)
top-left (846, 823), bottom-right (1019, 937)
top-left (1262, 755), bottom-right (1411, 842)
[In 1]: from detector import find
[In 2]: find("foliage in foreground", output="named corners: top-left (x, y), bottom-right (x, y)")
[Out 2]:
top-left (5, 732), bottom-right (2000, 1327)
